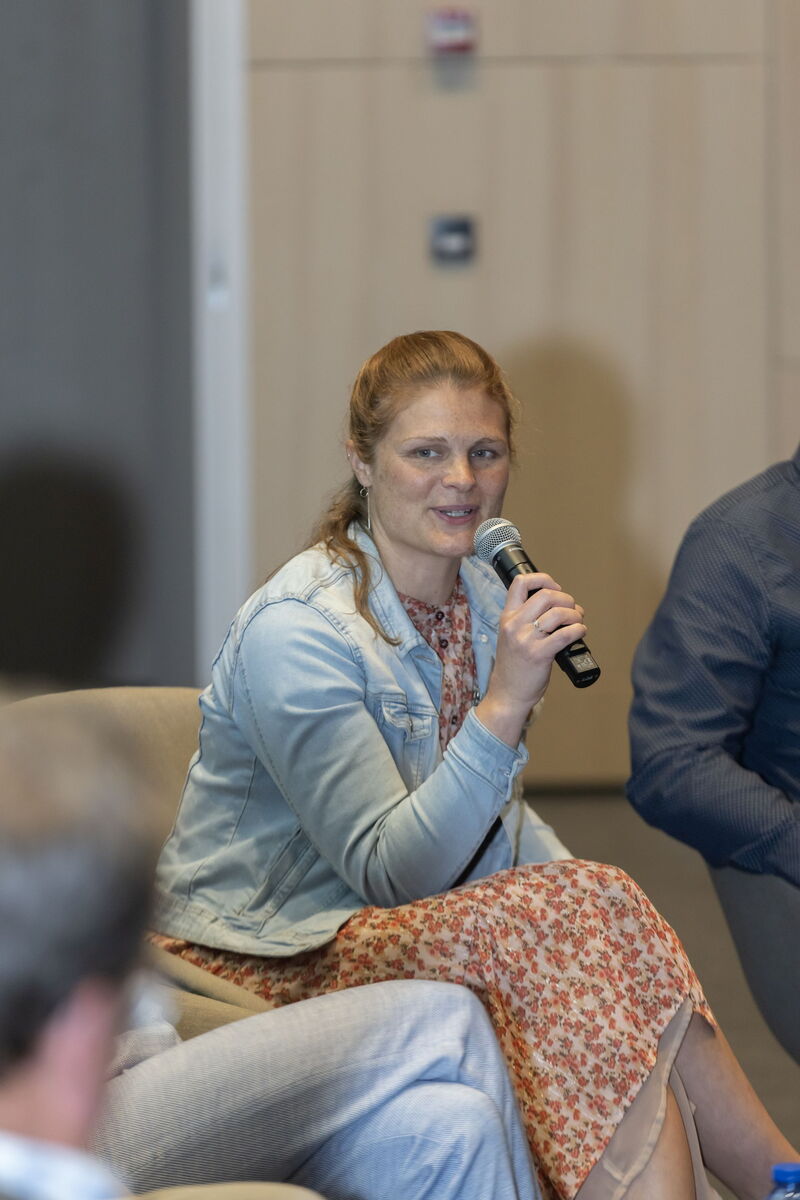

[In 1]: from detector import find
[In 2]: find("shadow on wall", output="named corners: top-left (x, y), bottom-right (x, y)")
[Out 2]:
top-left (501, 334), bottom-right (664, 784)
top-left (0, 450), bottom-right (136, 691)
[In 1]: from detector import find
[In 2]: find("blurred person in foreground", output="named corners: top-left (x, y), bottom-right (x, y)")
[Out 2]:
top-left (0, 701), bottom-right (540, 1200)
top-left (628, 444), bottom-right (800, 1062)
top-left (0, 704), bottom-right (155, 1200)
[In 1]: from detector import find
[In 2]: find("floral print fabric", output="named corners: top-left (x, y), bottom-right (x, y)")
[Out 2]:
top-left (398, 576), bottom-right (477, 751)
top-left (152, 859), bottom-right (714, 1200)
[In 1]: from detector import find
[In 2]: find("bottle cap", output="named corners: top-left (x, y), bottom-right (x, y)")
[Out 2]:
top-left (773, 1164), bottom-right (800, 1184)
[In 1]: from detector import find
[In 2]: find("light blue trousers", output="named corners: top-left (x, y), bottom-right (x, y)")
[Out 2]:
top-left (93, 980), bottom-right (540, 1200)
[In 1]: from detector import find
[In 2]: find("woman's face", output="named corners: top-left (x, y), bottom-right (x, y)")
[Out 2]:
top-left (350, 384), bottom-right (510, 596)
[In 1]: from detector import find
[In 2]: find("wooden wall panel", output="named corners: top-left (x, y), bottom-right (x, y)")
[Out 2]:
top-left (647, 64), bottom-right (768, 552)
top-left (502, 64), bottom-right (655, 785)
top-left (774, 2), bottom-right (800, 368)
top-left (249, 67), bottom-right (376, 573)
top-left (249, 1), bottom-right (379, 61)
top-left (776, 366), bottom-right (800, 460)
top-left (505, 63), bottom-right (767, 786)
top-left (613, 0), bottom-right (763, 57)
top-left (249, 0), bottom-right (762, 63)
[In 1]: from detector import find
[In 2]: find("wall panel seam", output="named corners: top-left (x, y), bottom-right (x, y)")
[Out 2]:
top-left (247, 54), bottom-right (763, 72)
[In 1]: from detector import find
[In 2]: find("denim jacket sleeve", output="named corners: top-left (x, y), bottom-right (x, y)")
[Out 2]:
top-left (231, 596), bottom-right (526, 908)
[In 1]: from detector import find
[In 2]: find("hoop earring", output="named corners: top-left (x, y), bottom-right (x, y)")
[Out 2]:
top-left (359, 485), bottom-right (371, 534)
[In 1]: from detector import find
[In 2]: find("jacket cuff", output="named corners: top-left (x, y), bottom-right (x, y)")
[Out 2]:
top-left (449, 706), bottom-right (529, 792)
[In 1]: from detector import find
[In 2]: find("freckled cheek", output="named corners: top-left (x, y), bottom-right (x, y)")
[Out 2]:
top-left (480, 463), bottom-right (508, 487)
top-left (393, 468), bottom-right (437, 499)
top-left (373, 468), bottom-right (432, 508)
top-left (484, 468), bottom-right (510, 507)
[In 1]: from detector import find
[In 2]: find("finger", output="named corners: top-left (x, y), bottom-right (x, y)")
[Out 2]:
top-left (532, 607), bottom-right (584, 637)
top-left (529, 620), bottom-right (587, 654)
top-left (505, 572), bottom-right (561, 611)
top-left (521, 589), bottom-right (577, 621)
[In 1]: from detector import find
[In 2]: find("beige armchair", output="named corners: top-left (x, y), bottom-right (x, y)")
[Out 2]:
top-left (145, 1189), bottom-right (323, 1200)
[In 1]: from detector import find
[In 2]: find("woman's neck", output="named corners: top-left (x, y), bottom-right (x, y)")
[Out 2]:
top-left (372, 540), bottom-right (460, 606)
top-left (397, 574), bottom-right (460, 605)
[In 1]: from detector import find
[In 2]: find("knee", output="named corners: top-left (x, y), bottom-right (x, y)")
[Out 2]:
top-left (422, 982), bottom-right (496, 1047)
top-left (392, 979), bottom-right (488, 1031)
top-left (417, 1082), bottom-right (505, 1150)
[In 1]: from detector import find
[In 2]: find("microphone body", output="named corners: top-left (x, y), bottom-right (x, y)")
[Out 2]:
top-left (474, 519), bottom-right (601, 689)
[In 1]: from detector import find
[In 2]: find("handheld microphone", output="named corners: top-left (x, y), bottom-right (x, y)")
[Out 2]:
top-left (473, 518), bottom-right (601, 689)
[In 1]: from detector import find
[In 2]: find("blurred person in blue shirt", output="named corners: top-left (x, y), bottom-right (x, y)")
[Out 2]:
top-left (628, 444), bottom-right (800, 1060)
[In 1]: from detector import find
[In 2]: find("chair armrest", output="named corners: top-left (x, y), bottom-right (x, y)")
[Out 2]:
top-left (146, 944), bottom-right (271, 1014)
top-left (141, 1185), bottom-right (324, 1199)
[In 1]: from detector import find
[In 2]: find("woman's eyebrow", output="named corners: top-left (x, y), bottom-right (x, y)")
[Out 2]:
top-left (398, 434), bottom-right (450, 445)
top-left (399, 434), bottom-right (506, 445)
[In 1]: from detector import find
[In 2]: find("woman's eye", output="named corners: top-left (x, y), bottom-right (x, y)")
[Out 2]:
top-left (413, 447), bottom-right (437, 458)
top-left (471, 447), bottom-right (497, 460)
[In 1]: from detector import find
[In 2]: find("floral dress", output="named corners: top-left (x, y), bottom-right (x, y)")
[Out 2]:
top-left (152, 579), bottom-right (714, 1200)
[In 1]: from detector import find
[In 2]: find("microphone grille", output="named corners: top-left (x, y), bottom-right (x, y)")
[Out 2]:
top-left (473, 518), bottom-right (522, 562)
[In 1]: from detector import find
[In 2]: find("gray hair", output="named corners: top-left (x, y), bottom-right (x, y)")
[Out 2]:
top-left (0, 703), bottom-right (158, 1078)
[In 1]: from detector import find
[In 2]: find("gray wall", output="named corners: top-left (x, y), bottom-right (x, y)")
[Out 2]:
top-left (0, 0), bottom-right (194, 686)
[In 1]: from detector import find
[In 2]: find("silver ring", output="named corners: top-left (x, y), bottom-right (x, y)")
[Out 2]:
top-left (533, 618), bottom-right (543, 633)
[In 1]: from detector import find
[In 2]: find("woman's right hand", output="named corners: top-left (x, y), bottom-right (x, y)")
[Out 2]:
top-left (476, 571), bottom-right (587, 748)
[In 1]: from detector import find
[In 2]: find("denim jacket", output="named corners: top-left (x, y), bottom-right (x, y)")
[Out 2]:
top-left (154, 530), bottom-right (570, 955)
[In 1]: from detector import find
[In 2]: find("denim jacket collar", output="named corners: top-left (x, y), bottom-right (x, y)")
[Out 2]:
top-left (351, 524), bottom-right (504, 656)
top-left (351, 525), bottom-right (427, 658)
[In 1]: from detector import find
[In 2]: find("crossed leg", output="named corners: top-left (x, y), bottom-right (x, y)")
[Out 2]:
top-left (93, 980), bottom-right (538, 1200)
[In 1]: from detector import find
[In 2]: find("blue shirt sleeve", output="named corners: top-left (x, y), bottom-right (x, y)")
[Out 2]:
top-left (627, 516), bottom-right (800, 886)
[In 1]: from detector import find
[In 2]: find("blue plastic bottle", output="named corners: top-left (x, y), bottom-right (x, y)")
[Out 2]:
top-left (767, 1164), bottom-right (800, 1199)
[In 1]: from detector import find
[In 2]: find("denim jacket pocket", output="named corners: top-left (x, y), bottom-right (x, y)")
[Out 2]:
top-left (372, 691), bottom-right (437, 791)
top-left (377, 695), bottom-right (436, 742)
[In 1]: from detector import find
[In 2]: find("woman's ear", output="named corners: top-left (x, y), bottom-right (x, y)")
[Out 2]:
top-left (346, 442), bottom-right (373, 490)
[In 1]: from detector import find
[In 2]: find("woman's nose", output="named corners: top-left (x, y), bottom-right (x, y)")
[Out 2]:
top-left (443, 457), bottom-right (476, 488)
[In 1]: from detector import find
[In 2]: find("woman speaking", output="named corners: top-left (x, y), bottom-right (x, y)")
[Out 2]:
top-left (153, 330), bottom-right (796, 1200)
